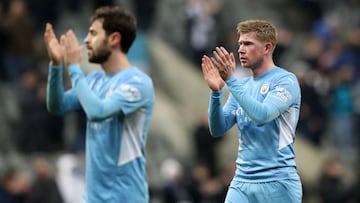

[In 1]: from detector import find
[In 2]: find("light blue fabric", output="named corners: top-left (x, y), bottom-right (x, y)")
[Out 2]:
top-left (208, 66), bottom-right (301, 182)
top-left (225, 179), bottom-right (302, 203)
top-left (47, 64), bottom-right (154, 203)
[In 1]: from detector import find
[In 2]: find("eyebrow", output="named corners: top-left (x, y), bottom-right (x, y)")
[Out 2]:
top-left (238, 40), bottom-right (253, 45)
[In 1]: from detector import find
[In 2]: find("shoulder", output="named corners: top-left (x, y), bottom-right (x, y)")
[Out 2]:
top-left (116, 68), bottom-right (154, 98)
top-left (272, 68), bottom-right (301, 99)
top-left (86, 70), bottom-right (105, 79)
top-left (272, 67), bottom-right (298, 82)
top-left (277, 67), bottom-right (297, 77)
top-left (127, 68), bottom-right (154, 88)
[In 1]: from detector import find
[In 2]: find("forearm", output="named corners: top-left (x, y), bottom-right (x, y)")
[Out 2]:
top-left (226, 76), bottom-right (280, 125)
top-left (46, 64), bottom-right (65, 114)
top-left (68, 64), bottom-right (120, 121)
top-left (208, 91), bottom-right (229, 137)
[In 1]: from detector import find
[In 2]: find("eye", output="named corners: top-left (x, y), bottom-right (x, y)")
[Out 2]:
top-left (243, 42), bottom-right (251, 46)
top-left (89, 30), bottom-right (96, 36)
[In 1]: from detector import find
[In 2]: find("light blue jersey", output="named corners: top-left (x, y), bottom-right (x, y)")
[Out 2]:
top-left (47, 64), bottom-right (155, 203)
top-left (209, 66), bottom-right (301, 182)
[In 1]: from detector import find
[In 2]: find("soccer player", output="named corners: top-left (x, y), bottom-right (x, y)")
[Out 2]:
top-left (201, 20), bottom-right (302, 203)
top-left (44, 6), bottom-right (155, 203)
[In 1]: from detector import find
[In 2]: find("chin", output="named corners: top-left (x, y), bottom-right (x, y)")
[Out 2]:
top-left (241, 63), bottom-right (249, 68)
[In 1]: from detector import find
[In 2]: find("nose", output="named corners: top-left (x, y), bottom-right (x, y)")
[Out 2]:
top-left (84, 34), bottom-right (90, 44)
top-left (238, 45), bottom-right (244, 54)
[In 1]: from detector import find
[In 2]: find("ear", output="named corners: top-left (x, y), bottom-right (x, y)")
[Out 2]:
top-left (109, 32), bottom-right (121, 47)
top-left (264, 42), bottom-right (272, 54)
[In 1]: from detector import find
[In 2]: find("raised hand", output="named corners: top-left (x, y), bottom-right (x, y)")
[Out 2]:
top-left (44, 23), bottom-right (65, 66)
top-left (64, 30), bottom-right (83, 67)
top-left (201, 55), bottom-right (225, 91)
top-left (211, 47), bottom-right (236, 80)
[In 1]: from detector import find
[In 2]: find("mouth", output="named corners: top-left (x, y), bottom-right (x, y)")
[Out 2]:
top-left (240, 57), bottom-right (247, 63)
top-left (86, 47), bottom-right (92, 53)
top-left (87, 49), bottom-right (92, 58)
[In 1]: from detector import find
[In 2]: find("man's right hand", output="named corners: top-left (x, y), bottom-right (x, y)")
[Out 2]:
top-left (201, 55), bottom-right (225, 92)
top-left (44, 23), bottom-right (65, 66)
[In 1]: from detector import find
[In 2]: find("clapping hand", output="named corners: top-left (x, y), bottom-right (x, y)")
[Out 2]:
top-left (201, 55), bottom-right (225, 92)
top-left (211, 47), bottom-right (236, 81)
top-left (63, 29), bottom-right (83, 67)
top-left (44, 23), bottom-right (65, 66)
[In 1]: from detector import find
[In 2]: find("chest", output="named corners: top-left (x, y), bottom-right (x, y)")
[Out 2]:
top-left (88, 76), bottom-right (120, 98)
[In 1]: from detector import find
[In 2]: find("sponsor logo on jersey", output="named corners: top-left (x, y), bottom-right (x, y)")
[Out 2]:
top-left (118, 84), bottom-right (142, 101)
top-left (275, 86), bottom-right (292, 102)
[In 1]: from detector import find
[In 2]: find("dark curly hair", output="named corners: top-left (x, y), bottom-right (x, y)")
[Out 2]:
top-left (90, 6), bottom-right (137, 53)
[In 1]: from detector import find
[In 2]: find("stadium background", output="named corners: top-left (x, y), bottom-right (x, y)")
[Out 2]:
top-left (0, 0), bottom-right (360, 202)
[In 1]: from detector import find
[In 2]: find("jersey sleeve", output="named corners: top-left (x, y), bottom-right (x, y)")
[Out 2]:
top-left (46, 64), bottom-right (82, 114)
top-left (68, 64), bottom-right (153, 121)
top-left (208, 90), bottom-right (237, 137)
top-left (225, 74), bottom-right (300, 126)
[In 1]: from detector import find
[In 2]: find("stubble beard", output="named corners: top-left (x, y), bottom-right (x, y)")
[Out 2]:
top-left (243, 57), bottom-right (263, 70)
top-left (89, 48), bottom-right (111, 64)
top-left (88, 39), bottom-right (111, 64)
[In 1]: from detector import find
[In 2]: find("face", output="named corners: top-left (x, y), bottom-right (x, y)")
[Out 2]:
top-left (237, 32), bottom-right (266, 69)
top-left (84, 19), bottom-right (111, 64)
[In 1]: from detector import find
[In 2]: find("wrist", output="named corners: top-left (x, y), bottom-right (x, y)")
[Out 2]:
top-left (51, 60), bottom-right (62, 66)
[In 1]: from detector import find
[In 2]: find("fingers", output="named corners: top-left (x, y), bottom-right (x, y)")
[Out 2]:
top-left (219, 46), bottom-right (230, 56)
top-left (60, 35), bottom-right (66, 46)
top-left (212, 46), bottom-right (236, 69)
top-left (63, 29), bottom-right (83, 65)
top-left (220, 46), bottom-right (236, 65)
top-left (201, 55), bottom-right (212, 73)
top-left (64, 30), bottom-right (74, 50)
top-left (44, 23), bottom-right (51, 40)
top-left (209, 46), bottom-right (237, 80)
top-left (44, 23), bottom-right (55, 45)
top-left (201, 55), bottom-right (218, 76)
top-left (213, 47), bottom-right (229, 61)
top-left (65, 30), bottom-right (79, 46)
top-left (210, 57), bottom-right (220, 68)
top-left (201, 55), bottom-right (225, 91)
top-left (64, 30), bottom-right (82, 54)
top-left (230, 52), bottom-right (235, 64)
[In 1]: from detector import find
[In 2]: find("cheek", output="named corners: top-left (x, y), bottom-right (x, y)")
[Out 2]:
top-left (246, 47), bottom-right (257, 57)
top-left (250, 47), bottom-right (263, 58)
top-left (91, 37), bottom-right (99, 46)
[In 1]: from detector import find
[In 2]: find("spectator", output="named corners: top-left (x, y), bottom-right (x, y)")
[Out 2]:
top-left (28, 158), bottom-right (63, 203)
top-left (193, 112), bottom-right (223, 177)
top-left (2, 0), bottom-right (36, 84)
top-left (185, 0), bottom-right (220, 65)
top-left (0, 168), bottom-right (29, 203)
top-left (56, 154), bottom-right (85, 203)
top-left (318, 157), bottom-right (350, 203)
top-left (187, 163), bottom-right (225, 203)
top-left (160, 158), bottom-right (193, 203)
top-left (13, 68), bottom-right (64, 154)
top-left (348, 168), bottom-right (360, 202)
top-left (0, 1), bottom-right (8, 81)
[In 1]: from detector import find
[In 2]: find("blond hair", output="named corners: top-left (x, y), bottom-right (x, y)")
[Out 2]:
top-left (237, 20), bottom-right (278, 51)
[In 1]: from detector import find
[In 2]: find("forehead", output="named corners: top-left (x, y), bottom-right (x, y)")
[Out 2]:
top-left (238, 32), bottom-right (258, 42)
top-left (89, 19), bottom-right (105, 33)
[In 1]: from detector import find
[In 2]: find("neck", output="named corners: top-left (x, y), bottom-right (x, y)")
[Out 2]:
top-left (101, 52), bottom-right (131, 75)
top-left (252, 57), bottom-right (275, 78)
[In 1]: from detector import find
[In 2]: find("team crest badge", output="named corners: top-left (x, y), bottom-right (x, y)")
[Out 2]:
top-left (260, 83), bottom-right (270, 94)
top-left (106, 88), bottom-right (114, 97)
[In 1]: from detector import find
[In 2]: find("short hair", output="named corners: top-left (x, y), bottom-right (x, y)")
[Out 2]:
top-left (237, 20), bottom-right (278, 51)
top-left (90, 6), bottom-right (137, 53)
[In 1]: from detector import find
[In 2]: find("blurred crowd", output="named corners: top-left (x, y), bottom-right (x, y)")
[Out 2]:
top-left (0, 0), bottom-right (360, 203)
